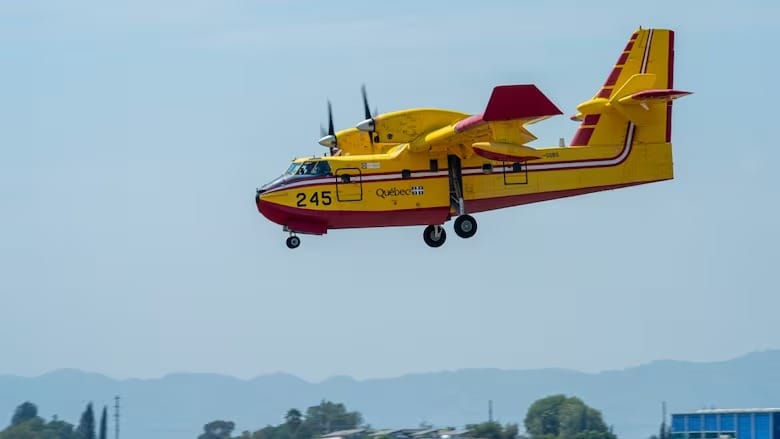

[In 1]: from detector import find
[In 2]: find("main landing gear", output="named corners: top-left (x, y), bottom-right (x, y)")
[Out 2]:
top-left (422, 214), bottom-right (478, 248)
top-left (422, 154), bottom-right (478, 247)
top-left (423, 225), bottom-right (447, 248)
top-left (454, 214), bottom-right (477, 238)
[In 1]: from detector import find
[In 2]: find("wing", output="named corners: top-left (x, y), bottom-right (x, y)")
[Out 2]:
top-left (362, 85), bottom-right (562, 161)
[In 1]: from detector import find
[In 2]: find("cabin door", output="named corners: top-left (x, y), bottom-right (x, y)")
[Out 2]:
top-left (335, 168), bottom-right (363, 202)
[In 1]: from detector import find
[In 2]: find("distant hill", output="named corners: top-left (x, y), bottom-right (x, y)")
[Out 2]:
top-left (2, 351), bottom-right (780, 439)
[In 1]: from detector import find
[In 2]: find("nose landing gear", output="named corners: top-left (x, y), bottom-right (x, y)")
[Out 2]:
top-left (423, 225), bottom-right (447, 248)
top-left (283, 226), bottom-right (301, 249)
top-left (286, 235), bottom-right (301, 249)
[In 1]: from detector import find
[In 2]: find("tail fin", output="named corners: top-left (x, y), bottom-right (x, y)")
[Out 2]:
top-left (569, 28), bottom-right (691, 147)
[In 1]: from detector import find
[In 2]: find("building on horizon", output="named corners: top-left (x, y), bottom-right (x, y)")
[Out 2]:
top-left (671, 408), bottom-right (780, 439)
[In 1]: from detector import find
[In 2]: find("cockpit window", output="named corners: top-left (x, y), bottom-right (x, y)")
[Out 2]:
top-left (285, 163), bottom-right (302, 175)
top-left (295, 160), bottom-right (331, 177)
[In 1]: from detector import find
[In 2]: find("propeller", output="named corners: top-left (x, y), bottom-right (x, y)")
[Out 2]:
top-left (357, 84), bottom-right (378, 147)
top-left (318, 100), bottom-right (338, 154)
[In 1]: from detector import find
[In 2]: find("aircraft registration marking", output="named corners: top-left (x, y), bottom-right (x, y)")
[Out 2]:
top-left (295, 191), bottom-right (333, 207)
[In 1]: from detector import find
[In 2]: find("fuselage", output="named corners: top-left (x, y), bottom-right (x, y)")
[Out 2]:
top-left (255, 126), bottom-right (673, 235)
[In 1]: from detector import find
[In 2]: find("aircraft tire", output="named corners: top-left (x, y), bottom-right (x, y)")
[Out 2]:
top-left (286, 236), bottom-right (301, 249)
top-left (454, 215), bottom-right (477, 238)
top-left (423, 225), bottom-right (446, 248)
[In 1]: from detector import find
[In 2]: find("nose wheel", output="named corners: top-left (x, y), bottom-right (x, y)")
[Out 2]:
top-left (423, 225), bottom-right (447, 248)
top-left (454, 214), bottom-right (477, 239)
top-left (286, 235), bottom-right (301, 249)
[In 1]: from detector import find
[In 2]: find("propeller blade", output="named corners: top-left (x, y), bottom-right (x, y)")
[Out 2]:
top-left (359, 84), bottom-right (376, 147)
top-left (361, 84), bottom-right (372, 120)
top-left (327, 100), bottom-right (335, 137)
top-left (320, 124), bottom-right (326, 138)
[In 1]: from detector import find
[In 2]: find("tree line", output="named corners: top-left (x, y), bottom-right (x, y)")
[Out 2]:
top-left (198, 395), bottom-right (618, 439)
top-left (0, 394), bottom-right (622, 439)
top-left (0, 401), bottom-right (108, 439)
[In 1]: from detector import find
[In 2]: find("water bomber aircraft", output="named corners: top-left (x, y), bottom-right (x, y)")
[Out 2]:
top-left (255, 28), bottom-right (691, 249)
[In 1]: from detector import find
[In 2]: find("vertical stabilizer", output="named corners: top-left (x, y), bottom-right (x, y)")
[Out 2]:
top-left (570, 29), bottom-right (689, 147)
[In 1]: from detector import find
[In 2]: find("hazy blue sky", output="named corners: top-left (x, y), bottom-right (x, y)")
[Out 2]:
top-left (1, 0), bottom-right (778, 382)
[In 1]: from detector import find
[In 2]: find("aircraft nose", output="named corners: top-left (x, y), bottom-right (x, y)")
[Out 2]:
top-left (255, 191), bottom-right (266, 214)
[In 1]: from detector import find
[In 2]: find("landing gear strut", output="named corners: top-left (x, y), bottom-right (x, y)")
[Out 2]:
top-left (447, 155), bottom-right (478, 240)
top-left (423, 225), bottom-right (447, 248)
top-left (454, 214), bottom-right (477, 239)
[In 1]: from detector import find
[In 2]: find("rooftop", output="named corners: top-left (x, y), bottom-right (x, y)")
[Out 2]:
top-left (322, 429), bottom-right (369, 438)
top-left (674, 408), bottom-right (780, 415)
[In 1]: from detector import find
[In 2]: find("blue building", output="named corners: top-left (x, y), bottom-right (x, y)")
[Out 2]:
top-left (672, 409), bottom-right (780, 439)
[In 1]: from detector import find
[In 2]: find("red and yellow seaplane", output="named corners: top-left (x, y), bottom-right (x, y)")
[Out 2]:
top-left (255, 28), bottom-right (690, 249)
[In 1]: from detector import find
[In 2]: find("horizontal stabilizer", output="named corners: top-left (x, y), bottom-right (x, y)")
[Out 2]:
top-left (483, 85), bottom-right (562, 122)
top-left (472, 142), bottom-right (542, 162)
top-left (620, 89), bottom-right (693, 103)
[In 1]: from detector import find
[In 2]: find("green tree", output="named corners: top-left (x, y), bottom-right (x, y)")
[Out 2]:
top-left (46, 418), bottom-right (76, 439)
top-left (503, 423), bottom-right (520, 439)
top-left (285, 409), bottom-right (304, 439)
top-left (466, 421), bottom-right (519, 439)
top-left (468, 422), bottom-right (503, 439)
top-left (11, 402), bottom-right (37, 426)
top-left (285, 409), bottom-right (302, 429)
top-left (0, 415), bottom-right (76, 439)
top-left (98, 407), bottom-right (107, 439)
top-left (75, 403), bottom-right (96, 439)
top-left (524, 395), bottom-right (616, 439)
top-left (198, 420), bottom-right (235, 439)
top-left (302, 400), bottom-right (362, 435)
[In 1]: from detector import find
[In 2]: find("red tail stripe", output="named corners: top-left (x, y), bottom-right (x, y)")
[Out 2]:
top-left (605, 68), bottom-right (622, 86)
top-left (582, 114), bottom-right (601, 125)
top-left (570, 127), bottom-right (594, 146)
top-left (667, 30), bottom-right (675, 142)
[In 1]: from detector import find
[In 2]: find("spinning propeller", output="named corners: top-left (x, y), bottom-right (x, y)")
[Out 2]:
top-left (318, 101), bottom-right (338, 155)
top-left (317, 85), bottom-right (379, 155)
top-left (358, 84), bottom-right (378, 147)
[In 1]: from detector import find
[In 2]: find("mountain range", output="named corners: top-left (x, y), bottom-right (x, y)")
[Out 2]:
top-left (2, 350), bottom-right (780, 439)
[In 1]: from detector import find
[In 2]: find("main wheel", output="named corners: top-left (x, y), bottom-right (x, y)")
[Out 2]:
top-left (423, 225), bottom-right (447, 248)
top-left (286, 236), bottom-right (301, 249)
top-left (454, 214), bottom-right (477, 238)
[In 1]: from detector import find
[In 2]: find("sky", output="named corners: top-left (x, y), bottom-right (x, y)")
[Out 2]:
top-left (1, 0), bottom-right (778, 383)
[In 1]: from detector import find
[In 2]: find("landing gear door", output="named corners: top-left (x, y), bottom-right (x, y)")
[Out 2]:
top-left (335, 168), bottom-right (363, 202)
top-left (503, 161), bottom-right (528, 185)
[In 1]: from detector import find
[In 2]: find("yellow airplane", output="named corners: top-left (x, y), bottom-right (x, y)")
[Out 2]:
top-left (255, 28), bottom-right (690, 249)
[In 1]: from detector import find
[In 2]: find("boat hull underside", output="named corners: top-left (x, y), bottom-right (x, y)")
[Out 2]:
top-left (256, 180), bottom-right (663, 234)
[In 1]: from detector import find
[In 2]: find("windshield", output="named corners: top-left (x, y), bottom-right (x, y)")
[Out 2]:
top-left (285, 162), bottom-right (302, 175)
top-left (293, 160), bottom-right (331, 177)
